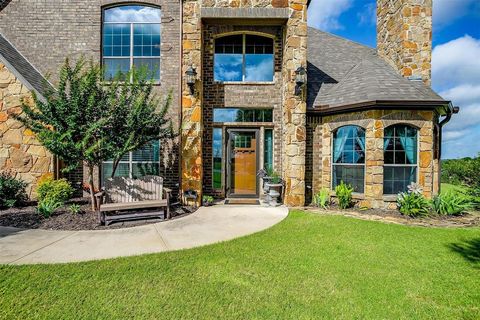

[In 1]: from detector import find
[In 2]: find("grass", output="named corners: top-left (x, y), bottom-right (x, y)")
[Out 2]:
top-left (1, 211), bottom-right (479, 319)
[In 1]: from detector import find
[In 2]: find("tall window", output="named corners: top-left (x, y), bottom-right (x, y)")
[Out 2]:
top-left (103, 5), bottom-right (161, 81)
top-left (384, 124), bottom-right (418, 194)
top-left (332, 126), bottom-right (365, 193)
top-left (264, 129), bottom-right (274, 172)
top-left (212, 128), bottom-right (223, 190)
top-left (214, 34), bottom-right (274, 82)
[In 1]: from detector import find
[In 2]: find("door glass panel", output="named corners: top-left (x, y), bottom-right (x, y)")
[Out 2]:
top-left (230, 131), bottom-right (257, 195)
top-left (212, 128), bottom-right (223, 190)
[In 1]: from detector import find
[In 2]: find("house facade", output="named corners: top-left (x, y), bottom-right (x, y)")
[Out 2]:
top-left (0, 0), bottom-right (455, 208)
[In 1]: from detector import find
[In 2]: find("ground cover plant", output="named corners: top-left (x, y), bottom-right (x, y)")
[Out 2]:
top-left (1, 211), bottom-right (478, 319)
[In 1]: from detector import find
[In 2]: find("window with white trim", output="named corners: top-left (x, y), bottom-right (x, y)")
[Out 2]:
top-left (383, 124), bottom-right (418, 194)
top-left (332, 126), bottom-right (365, 193)
top-left (103, 5), bottom-right (161, 81)
top-left (214, 34), bottom-right (274, 82)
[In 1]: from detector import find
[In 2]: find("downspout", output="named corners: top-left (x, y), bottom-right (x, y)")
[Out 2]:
top-left (436, 103), bottom-right (459, 193)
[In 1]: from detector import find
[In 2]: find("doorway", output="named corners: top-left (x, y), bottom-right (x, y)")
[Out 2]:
top-left (226, 129), bottom-right (259, 197)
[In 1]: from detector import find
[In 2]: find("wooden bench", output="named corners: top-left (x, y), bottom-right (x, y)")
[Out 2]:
top-left (96, 175), bottom-right (171, 226)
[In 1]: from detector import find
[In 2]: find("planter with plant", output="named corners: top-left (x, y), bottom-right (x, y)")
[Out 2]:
top-left (202, 195), bottom-right (214, 206)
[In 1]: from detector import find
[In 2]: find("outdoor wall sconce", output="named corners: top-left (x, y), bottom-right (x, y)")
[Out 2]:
top-left (295, 66), bottom-right (307, 96)
top-left (185, 65), bottom-right (197, 95)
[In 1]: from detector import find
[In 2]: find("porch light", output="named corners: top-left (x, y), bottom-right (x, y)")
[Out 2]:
top-left (295, 66), bottom-right (307, 96)
top-left (185, 65), bottom-right (197, 95)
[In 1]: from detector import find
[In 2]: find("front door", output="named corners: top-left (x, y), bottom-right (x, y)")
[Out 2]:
top-left (227, 129), bottom-right (259, 197)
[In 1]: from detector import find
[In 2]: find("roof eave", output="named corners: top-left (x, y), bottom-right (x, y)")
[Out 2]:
top-left (308, 100), bottom-right (452, 116)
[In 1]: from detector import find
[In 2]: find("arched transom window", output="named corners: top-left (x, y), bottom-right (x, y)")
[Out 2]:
top-left (214, 34), bottom-right (274, 82)
top-left (332, 126), bottom-right (366, 193)
top-left (383, 124), bottom-right (418, 194)
top-left (103, 5), bottom-right (161, 81)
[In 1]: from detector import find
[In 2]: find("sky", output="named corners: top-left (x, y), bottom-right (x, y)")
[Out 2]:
top-left (307, 0), bottom-right (480, 159)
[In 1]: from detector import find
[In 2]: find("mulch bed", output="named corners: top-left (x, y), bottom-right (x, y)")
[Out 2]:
top-left (0, 198), bottom-right (197, 231)
top-left (304, 206), bottom-right (480, 228)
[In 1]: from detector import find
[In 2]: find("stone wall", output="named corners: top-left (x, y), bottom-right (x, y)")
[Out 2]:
top-left (0, 0), bottom-right (182, 192)
top-left (0, 63), bottom-right (52, 198)
top-left (307, 109), bottom-right (437, 209)
top-left (377, 0), bottom-right (432, 85)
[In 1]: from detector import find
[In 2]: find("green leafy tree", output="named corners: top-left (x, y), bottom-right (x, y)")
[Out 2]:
top-left (16, 58), bottom-right (175, 210)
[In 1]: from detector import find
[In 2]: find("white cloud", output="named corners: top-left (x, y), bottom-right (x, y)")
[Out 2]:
top-left (433, 35), bottom-right (480, 158)
top-left (357, 2), bottom-right (376, 26)
top-left (307, 0), bottom-right (352, 31)
top-left (433, 0), bottom-right (477, 28)
top-left (105, 6), bottom-right (161, 23)
top-left (432, 35), bottom-right (480, 91)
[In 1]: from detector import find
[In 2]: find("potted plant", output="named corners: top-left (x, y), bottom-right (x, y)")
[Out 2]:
top-left (202, 195), bottom-right (214, 206)
top-left (263, 168), bottom-right (283, 206)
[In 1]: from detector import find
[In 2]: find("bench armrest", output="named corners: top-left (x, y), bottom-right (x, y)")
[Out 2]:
top-left (163, 188), bottom-right (172, 219)
top-left (95, 191), bottom-right (105, 206)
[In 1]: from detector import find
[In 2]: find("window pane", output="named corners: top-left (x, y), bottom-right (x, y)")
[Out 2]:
top-left (245, 35), bottom-right (273, 54)
top-left (104, 6), bottom-right (161, 23)
top-left (383, 166), bottom-right (417, 194)
top-left (132, 163), bottom-right (159, 178)
top-left (133, 23), bottom-right (161, 57)
top-left (102, 163), bottom-right (130, 182)
top-left (104, 23), bottom-right (131, 57)
top-left (212, 128), bottom-right (223, 189)
top-left (384, 124), bottom-right (418, 165)
top-left (264, 129), bottom-right (274, 172)
top-left (215, 35), bottom-right (243, 54)
top-left (333, 165), bottom-right (364, 193)
top-left (213, 108), bottom-right (273, 123)
top-left (103, 58), bottom-right (130, 80)
top-left (333, 126), bottom-right (365, 164)
top-left (132, 141), bottom-right (160, 162)
top-left (133, 58), bottom-right (160, 81)
top-left (245, 54), bottom-right (274, 81)
top-left (214, 54), bottom-right (243, 82)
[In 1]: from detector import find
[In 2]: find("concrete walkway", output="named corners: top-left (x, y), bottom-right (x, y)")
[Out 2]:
top-left (0, 205), bottom-right (288, 265)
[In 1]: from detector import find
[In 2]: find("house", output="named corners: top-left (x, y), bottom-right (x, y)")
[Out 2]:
top-left (0, 0), bottom-right (455, 208)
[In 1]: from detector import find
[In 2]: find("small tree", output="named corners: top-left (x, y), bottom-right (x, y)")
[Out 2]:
top-left (103, 69), bottom-right (175, 178)
top-left (17, 58), bottom-right (175, 210)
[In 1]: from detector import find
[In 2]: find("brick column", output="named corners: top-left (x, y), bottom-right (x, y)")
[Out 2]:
top-left (281, 0), bottom-right (308, 206)
top-left (181, 0), bottom-right (203, 206)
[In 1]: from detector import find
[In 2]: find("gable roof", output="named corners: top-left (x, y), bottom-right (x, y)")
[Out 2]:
top-left (307, 27), bottom-right (448, 113)
top-left (0, 33), bottom-right (53, 99)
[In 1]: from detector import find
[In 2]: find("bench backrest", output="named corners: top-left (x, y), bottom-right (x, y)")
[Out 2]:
top-left (104, 175), bottom-right (164, 203)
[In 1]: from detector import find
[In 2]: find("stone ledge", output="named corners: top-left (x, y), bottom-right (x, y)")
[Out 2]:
top-left (201, 8), bottom-right (290, 22)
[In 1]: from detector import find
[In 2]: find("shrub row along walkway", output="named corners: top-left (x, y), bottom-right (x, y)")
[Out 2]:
top-left (0, 205), bottom-right (288, 265)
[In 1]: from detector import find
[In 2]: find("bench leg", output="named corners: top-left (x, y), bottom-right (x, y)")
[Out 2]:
top-left (166, 206), bottom-right (170, 220)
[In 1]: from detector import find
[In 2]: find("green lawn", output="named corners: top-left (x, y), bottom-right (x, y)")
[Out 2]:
top-left (1, 211), bottom-right (479, 319)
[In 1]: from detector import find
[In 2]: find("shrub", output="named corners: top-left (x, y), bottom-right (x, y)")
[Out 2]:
top-left (37, 176), bottom-right (74, 205)
top-left (0, 171), bottom-right (27, 209)
top-left (313, 188), bottom-right (330, 209)
top-left (431, 192), bottom-right (473, 216)
top-left (335, 181), bottom-right (354, 209)
top-left (37, 198), bottom-right (63, 218)
top-left (397, 192), bottom-right (430, 217)
top-left (69, 203), bottom-right (82, 215)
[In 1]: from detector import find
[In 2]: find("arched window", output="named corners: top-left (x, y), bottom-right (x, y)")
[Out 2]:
top-left (214, 34), bottom-right (274, 82)
top-left (332, 126), bottom-right (366, 193)
top-left (102, 5), bottom-right (161, 81)
top-left (383, 124), bottom-right (418, 194)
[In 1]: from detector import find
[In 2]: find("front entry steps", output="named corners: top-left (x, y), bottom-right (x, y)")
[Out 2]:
top-left (224, 198), bottom-right (260, 205)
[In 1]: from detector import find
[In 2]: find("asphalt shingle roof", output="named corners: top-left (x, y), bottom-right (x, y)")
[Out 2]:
top-left (307, 27), bottom-right (446, 110)
top-left (0, 33), bottom-right (53, 98)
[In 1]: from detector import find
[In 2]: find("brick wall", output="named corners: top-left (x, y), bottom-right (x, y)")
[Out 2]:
top-left (0, 0), bottom-right (182, 193)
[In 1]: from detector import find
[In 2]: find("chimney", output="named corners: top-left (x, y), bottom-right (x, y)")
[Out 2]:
top-left (377, 0), bottom-right (433, 85)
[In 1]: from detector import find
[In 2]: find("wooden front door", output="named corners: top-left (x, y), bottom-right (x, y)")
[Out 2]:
top-left (227, 130), bottom-right (258, 197)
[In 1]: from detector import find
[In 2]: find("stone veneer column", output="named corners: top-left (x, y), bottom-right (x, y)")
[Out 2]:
top-left (364, 117), bottom-right (384, 208)
top-left (281, 0), bottom-right (308, 207)
top-left (0, 63), bottom-right (52, 198)
top-left (181, 0), bottom-right (203, 205)
top-left (377, 0), bottom-right (432, 85)
top-left (419, 113), bottom-right (434, 198)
